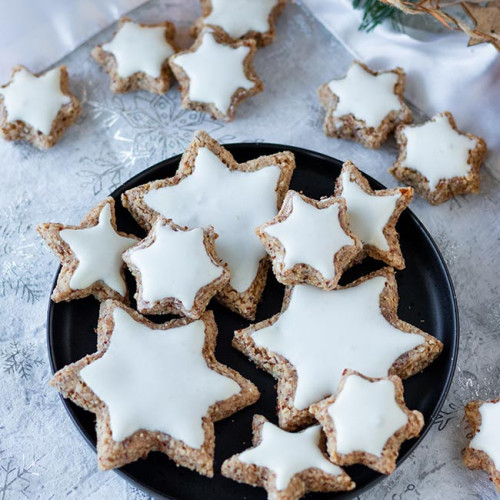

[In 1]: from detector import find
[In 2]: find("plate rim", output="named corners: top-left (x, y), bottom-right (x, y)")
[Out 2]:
top-left (46, 142), bottom-right (459, 500)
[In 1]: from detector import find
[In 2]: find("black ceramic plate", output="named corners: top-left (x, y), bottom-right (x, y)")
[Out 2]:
top-left (48, 143), bottom-right (458, 499)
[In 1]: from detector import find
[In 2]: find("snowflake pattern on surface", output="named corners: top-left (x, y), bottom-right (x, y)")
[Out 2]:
top-left (0, 454), bottom-right (44, 499)
top-left (0, 340), bottom-right (43, 380)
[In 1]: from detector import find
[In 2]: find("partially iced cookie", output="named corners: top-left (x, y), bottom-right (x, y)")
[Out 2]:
top-left (463, 398), bottom-right (500, 492)
top-left (318, 61), bottom-right (412, 149)
top-left (255, 191), bottom-right (361, 290)
top-left (0, 65), bottom-right (81, 149)
top-left (92, 17), bottom-right (178, 95)
top-left (390, 112), bottom-right (487, 205)
top-left (233, 267), bottom-right (442, 430)
top-left (335, 161), bottom-right (413, 270)
top-left (123, 218), bottom-right (230, 319)
top-left (50, 301), bottom-right (259, 474)
top-left (192, 0), bottom-right (288, 47)
top-left (122, 130), bottom-right (295, 320)
top-left (37, 198), bottom-right (138, 303)
top-left (310, 370), bottom-right (424, 474)
top-left (169, 27), bottom-right (263, 121)
top-left (221, 415), bottom-right (355, 500)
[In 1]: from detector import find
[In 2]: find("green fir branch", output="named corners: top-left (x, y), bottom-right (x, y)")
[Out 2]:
top-left (352, 0), bottom-right (402, 32)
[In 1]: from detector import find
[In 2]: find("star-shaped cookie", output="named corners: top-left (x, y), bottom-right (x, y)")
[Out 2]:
top-left (335, 161), bottom-right (413, 270)
top-left (123, 217), bottom-right (230, 319)
top-left (222, 415), bottom-right (355, 500)
top-left (50, 300), bottom-right (259, 474)
top-left (92, 17), bottom-right (178, 94)
top-left (0, 65), bottom-right (81, 149)
top-left (37, 198), bottom-right (138, 303)
top-left (255, 190), bottom-right (361, 290)
top-left (317, 61), bottom-right (412, 149)
top-left (169, 27), bottom-right (263, 121)
top-left (463, 398), bottom-right (500, 492)
top-left (463, 2), bottom-right (500, 49)
top-left (233, 267), bottom-right (442, 430)
top-left (310, 370), bottom-right (424, 475)
top-left (122, 130), bottom-right (295, 320)
top-left (192, 0), bottom-right (288, 46)
top-left (390, 112), bottom-right (487, 205)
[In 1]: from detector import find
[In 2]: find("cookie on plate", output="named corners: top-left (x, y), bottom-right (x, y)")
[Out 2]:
top-left (92, 17), bottom-right (178, 95)
top-left (50, 300), bottom-right (260, 474)
top-left (335, 161), bottom-right (413, 270)
top-left (0, 65), bottom-right (81, 149)
top-left (233, 267), bottom-right (442, 430)
top-left (390, 112), bottom-right (487, 205)
top-left (169, 27), bottom-right (263, 121)
top-left (255, 190), bottom-right (361, 290)
top-left (318, 61), bottom-right (412, 149)
top-left (192, 0), bottom-right (288, 47)
top-left (310, 370), bottom-right (424, 474)
top-left (123, 217), bottom-right (230, 319)
top-left (122, 130), bottom-right (295, 320)
top-left (37, 197), bottom-right (138, 303)
top-left (221, 415), bottom-right (355, 500)
top-left (463, 398), bottom-right (500, 492)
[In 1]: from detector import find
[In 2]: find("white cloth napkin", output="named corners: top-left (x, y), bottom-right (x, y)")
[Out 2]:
top-left (0, 0), bottom-right (147, 84)
top-left (302, 0), bottom-right (500, 173)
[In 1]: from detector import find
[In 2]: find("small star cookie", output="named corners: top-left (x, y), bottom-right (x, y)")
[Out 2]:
top-left (122, 130), bottom-right (295, 320)
top-left (192, 0), bottom-right (288, 47)
top-left (255, 190), bottom-right (362, 290)
top-left (318, 61), bottom-right (412, 149)
top-left (169, 27), bottom-right (263, 121)
top-left (92, 17), bottom-right (178, 95)
top-left (233, 267), bottom-right (442, 430)
top-left (221, 415), bottom-right (355, 500)
top-left (37, 198), bottom-right (138, 303)
top-left (335, 161), bottom-right (413, 270)
top-left (463, 398), bottom-right (500, 492)
top-left (123, 217), bottom-right (230, 319)
top-left (390, 112), bottom-right (487, 205)
top-left (310, 370), bottom-right (424, 475)
top-left (0, 65), bottom-right (81, 149)
top-left (50, 300), bottom-right (259, 474)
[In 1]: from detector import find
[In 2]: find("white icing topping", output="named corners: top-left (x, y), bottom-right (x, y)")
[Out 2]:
top-left (402, 114), bottom-right (478, 191)
top-left (239, 422), bottom-right (342, 490)
top-left (0, 67), bottom-right (70, 135)
top-left (470, 401), bottom-right (500, 469)
top-left (328, 374), bottom-right (408, 456)
top-left (328, 63), bottom-right (402, 128)
top-left (102, 21), bottom-right (175, 79)
top-left (251, 275), bottom-right (424, 410)
top-left (128, 222), bottom-right (223, 310)
top-left (172, 31), bottom-right (254, 114)
top-left (144, 147), bottom-right (281, 293)
top-left (59, 203), bottom-right (136, 296)
top-left (264, 193), bottom-right (355, 280)
top-left (205, 0), bottom-right (278, 39)
top-left (339, 171), bottom-right (400, 252)
top-left (80, 307), bottom-right (241, 447)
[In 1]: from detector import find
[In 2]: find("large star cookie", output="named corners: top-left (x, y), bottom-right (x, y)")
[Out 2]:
top-left (169, 27), bottom-right (263, 121)
top-left (255, 190), bottom-right (361, 290)
top-left (92, 17), bottom-right (178, 95)
top-left (233, 267), bottom-right (442, 430)
top-left (50, 301), bottom-right (259, 474)
top-left (390, 112), bottom-right (487, 205)
top-left (310, 370), bottom-right (424, 474)
top-left (37, 198), bottom-right (138, 303)
top-left (317, 60), bottom-right (412, 149)
top-left (122, 130), bottom-right (295, 320)
top-left (0, 65), bottom-right (81, 149)
top-left (463, 398), bottom-right (500, 492)
top-left (123, 217), bottom-right (230, 319)
top-left (335, 161), bottom-right (413, 270)
top-left (222, 415), bottom-right (355, 500)
top-left (192, 0), bottom-right (288, 47)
